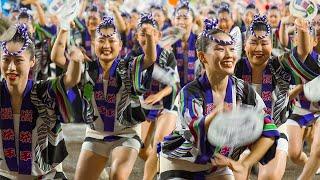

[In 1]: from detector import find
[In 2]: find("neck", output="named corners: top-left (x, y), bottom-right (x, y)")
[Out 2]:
top-left (89, 30), bottom-right (96, 39)
top-left (7, 81), bottom-right (27, 98)
top-left (182, 30), bottom-right (191, 42)
top-left (206, 70), bottom-right (229, 93)
top-left (99, 60), bottom-right (113, 79)
top-left (250, 61), bottom-right (268, 83)
top-left (158, 22), bottom-right (164, 30)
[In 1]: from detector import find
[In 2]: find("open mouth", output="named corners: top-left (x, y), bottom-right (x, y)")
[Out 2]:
top-left (221, 60), bottom-right (234, 68)
top-left (6, 73), bottom-right (18, 81)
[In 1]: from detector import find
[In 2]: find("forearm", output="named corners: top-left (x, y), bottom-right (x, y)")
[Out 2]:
top-left (297, 26), bottom-right (311, 62)
top-left (112, 8), bottom-right (127, 32)
top-left (289, 85), bottom-right (303, 100)
top-left (158, 86), bottom-right (172, 98)
top-left (279, 22), bottom-right (288, 48)
top-left (143, 36), bottom-right (157, 69)
top-left (78, 0), bottom-right (87, 18)
top-left (51, 29), bottom-right (68, 68)
top-left (34, 2), bottom-right (46, 26)
top-left (243, 137), bottom-right (275, 167)
top-left (64, 59), bottom-right (82, 90)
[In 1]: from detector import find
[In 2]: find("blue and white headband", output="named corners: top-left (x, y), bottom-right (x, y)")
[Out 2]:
top-left (1, 24), bottom-right (32, 56)
top-left (249, 14), bottom-right (271, 39)
top-left (138, 13), bottom-right (157, 28)
top-left (175, 0), bottom-right (191, 17)
top-left (201, 18), bottom-right (234, 46)
top-left (18, 8), bottom-right (32, 20)
top-left (96, 16), bottom-right (117, 38)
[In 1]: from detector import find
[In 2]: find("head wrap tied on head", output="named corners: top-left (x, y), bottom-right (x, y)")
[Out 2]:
top-left (138, 13), bottom-right (157, 28)
top-left (1, 23), bottom-right (32, 56)
top-left (96, 16), bottom-right (117, 38)
top-left (249, 14), bottom-right (271, 39)
top-left (201, 18), bottom-right (234, 45)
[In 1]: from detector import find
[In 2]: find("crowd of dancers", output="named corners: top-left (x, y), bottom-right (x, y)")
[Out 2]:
top-left (0, 0), bottom-right (320, 179)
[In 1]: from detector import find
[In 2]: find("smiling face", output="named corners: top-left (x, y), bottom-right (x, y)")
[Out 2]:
top-left (95, 27), bottom-right (122, 63)
top-left (198, 33), bottom-right (236, 76)
top-left (173, 8), bottom-right (193, 36)
top-left (0, 41), bottom-right (35, 88)
top-left (245, 31), bottom-right (272, 67)
top-left (87, 15), bottom-right (101, 32)
top-left (218, 11), bottom-right (233, 32)
top-left (136, 23), bottom-right (160, 52)
top-left (152, 9), bottom-right (166, 28)
top-left (267, 9), bottom-right (280, 28)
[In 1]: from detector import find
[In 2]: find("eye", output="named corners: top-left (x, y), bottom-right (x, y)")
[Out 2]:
top-left (215, 47), bottom-right (224, 51)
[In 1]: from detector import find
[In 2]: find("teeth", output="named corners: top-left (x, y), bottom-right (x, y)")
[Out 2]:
top-left (222, 62), bottom-right (233, 66)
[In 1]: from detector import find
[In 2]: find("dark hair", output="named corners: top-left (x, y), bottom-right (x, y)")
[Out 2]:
top-left (245, 22), bottom-right (272, 40)
top-left (196, 19), bottom-right (233, 52)
top-left (218, 2), bottom-right (231, 15)
top-left (173, 0), bottom-right (195, 20)
top-left (196, 29), bottom-right (227, 52)
top-left (18, 8), bottom-right (32, 21)
top-left (96, 16), bottom-right (121, 40)
top-left (246, 3), bottom-right (256, 10)
top-left (1, 24), bottom-right (35, 60)
top-left (137, 13), bottom-right (159, 30)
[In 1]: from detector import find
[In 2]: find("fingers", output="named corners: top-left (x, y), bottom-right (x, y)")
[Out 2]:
top-left (68, 46), bottom-right (84, 62)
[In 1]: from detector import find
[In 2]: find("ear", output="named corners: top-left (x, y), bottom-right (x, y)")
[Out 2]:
top-left (158, 31), bottom-right (162, 40)
top-left (197, 51), bottom-right (207, 65)
top-left (29, 57), bottom-right (35, 68)
top-left (313, 36), bottom-right (318, 47)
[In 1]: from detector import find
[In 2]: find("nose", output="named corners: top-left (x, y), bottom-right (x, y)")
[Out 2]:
top-left (8, 60), bottom-right (16, 71)
top-left (255, 43), bottom-right (262, 51)
top-left (102, 40), bottom-right (111, 49)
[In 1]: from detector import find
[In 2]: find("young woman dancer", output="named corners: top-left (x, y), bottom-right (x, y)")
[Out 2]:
top-left (51, 15), bottom-right (157, 179)
top-left (171, 1), bottom-right (198, 87)
top-left (134, 13), bottom-right (179, 180)
top-left (158, 18), bottom-right (279, 180)
top-left (235, 15), bottom-right (314, 180)
top-left (0, 23), bottom-right (83, 179)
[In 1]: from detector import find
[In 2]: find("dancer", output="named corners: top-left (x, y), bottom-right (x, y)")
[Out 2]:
top-left (158, 18), bottom-right (279, 180)
top-left (0, 23), bottom-right (83, 179)
top-left (53, 15), bottom-right (156, 179)
top-left (235, 15), bottom-right (314, 180)
top-left (135, 13), bottom-right (179, 180)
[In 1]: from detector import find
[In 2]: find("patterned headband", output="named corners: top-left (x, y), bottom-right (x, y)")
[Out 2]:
top-left (96, 16), bottom-right (117, 38)
top-left (175, 0), bottom-right (190, 16)
top-left (1, 24), bottom-right (32, 56)
top-left (150, 4), bottom-right (163, 10)
top-left (218, 3), bottom-right (231, 14)
top-left (249, 14), bottom-right (271, 39)
top-left (18, 8), bottom-right (32, 20)
top-left (138, 13), bottom-right (157, 28)
top-left (202, 18), bottom-right (234, 45)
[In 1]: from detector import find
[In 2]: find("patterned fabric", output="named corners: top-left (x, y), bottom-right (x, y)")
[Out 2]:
top-left (81, 56), bottom-right (153, 140)
top-left (159, 74), bottom-right (279, 165)
top-left (0, 76), bottom-right (72, 178)
top-left (235, 57), bottom-right (291, 126)
top-left (141, 45), bottom-right (179, 120)
top-left (173, 32), bottom-right (197, 88)
top-left (94, 59), bottom-right (121, 131)
top-left (287, 50), bottom-right (320, 126)
top-left (1, 80), bottom-right (35, 174)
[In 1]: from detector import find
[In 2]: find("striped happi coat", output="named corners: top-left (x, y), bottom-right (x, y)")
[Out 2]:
top-left (159, 75), bottom-right (279, 166)
top-left (0, 76), bottom-right (73, 179)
